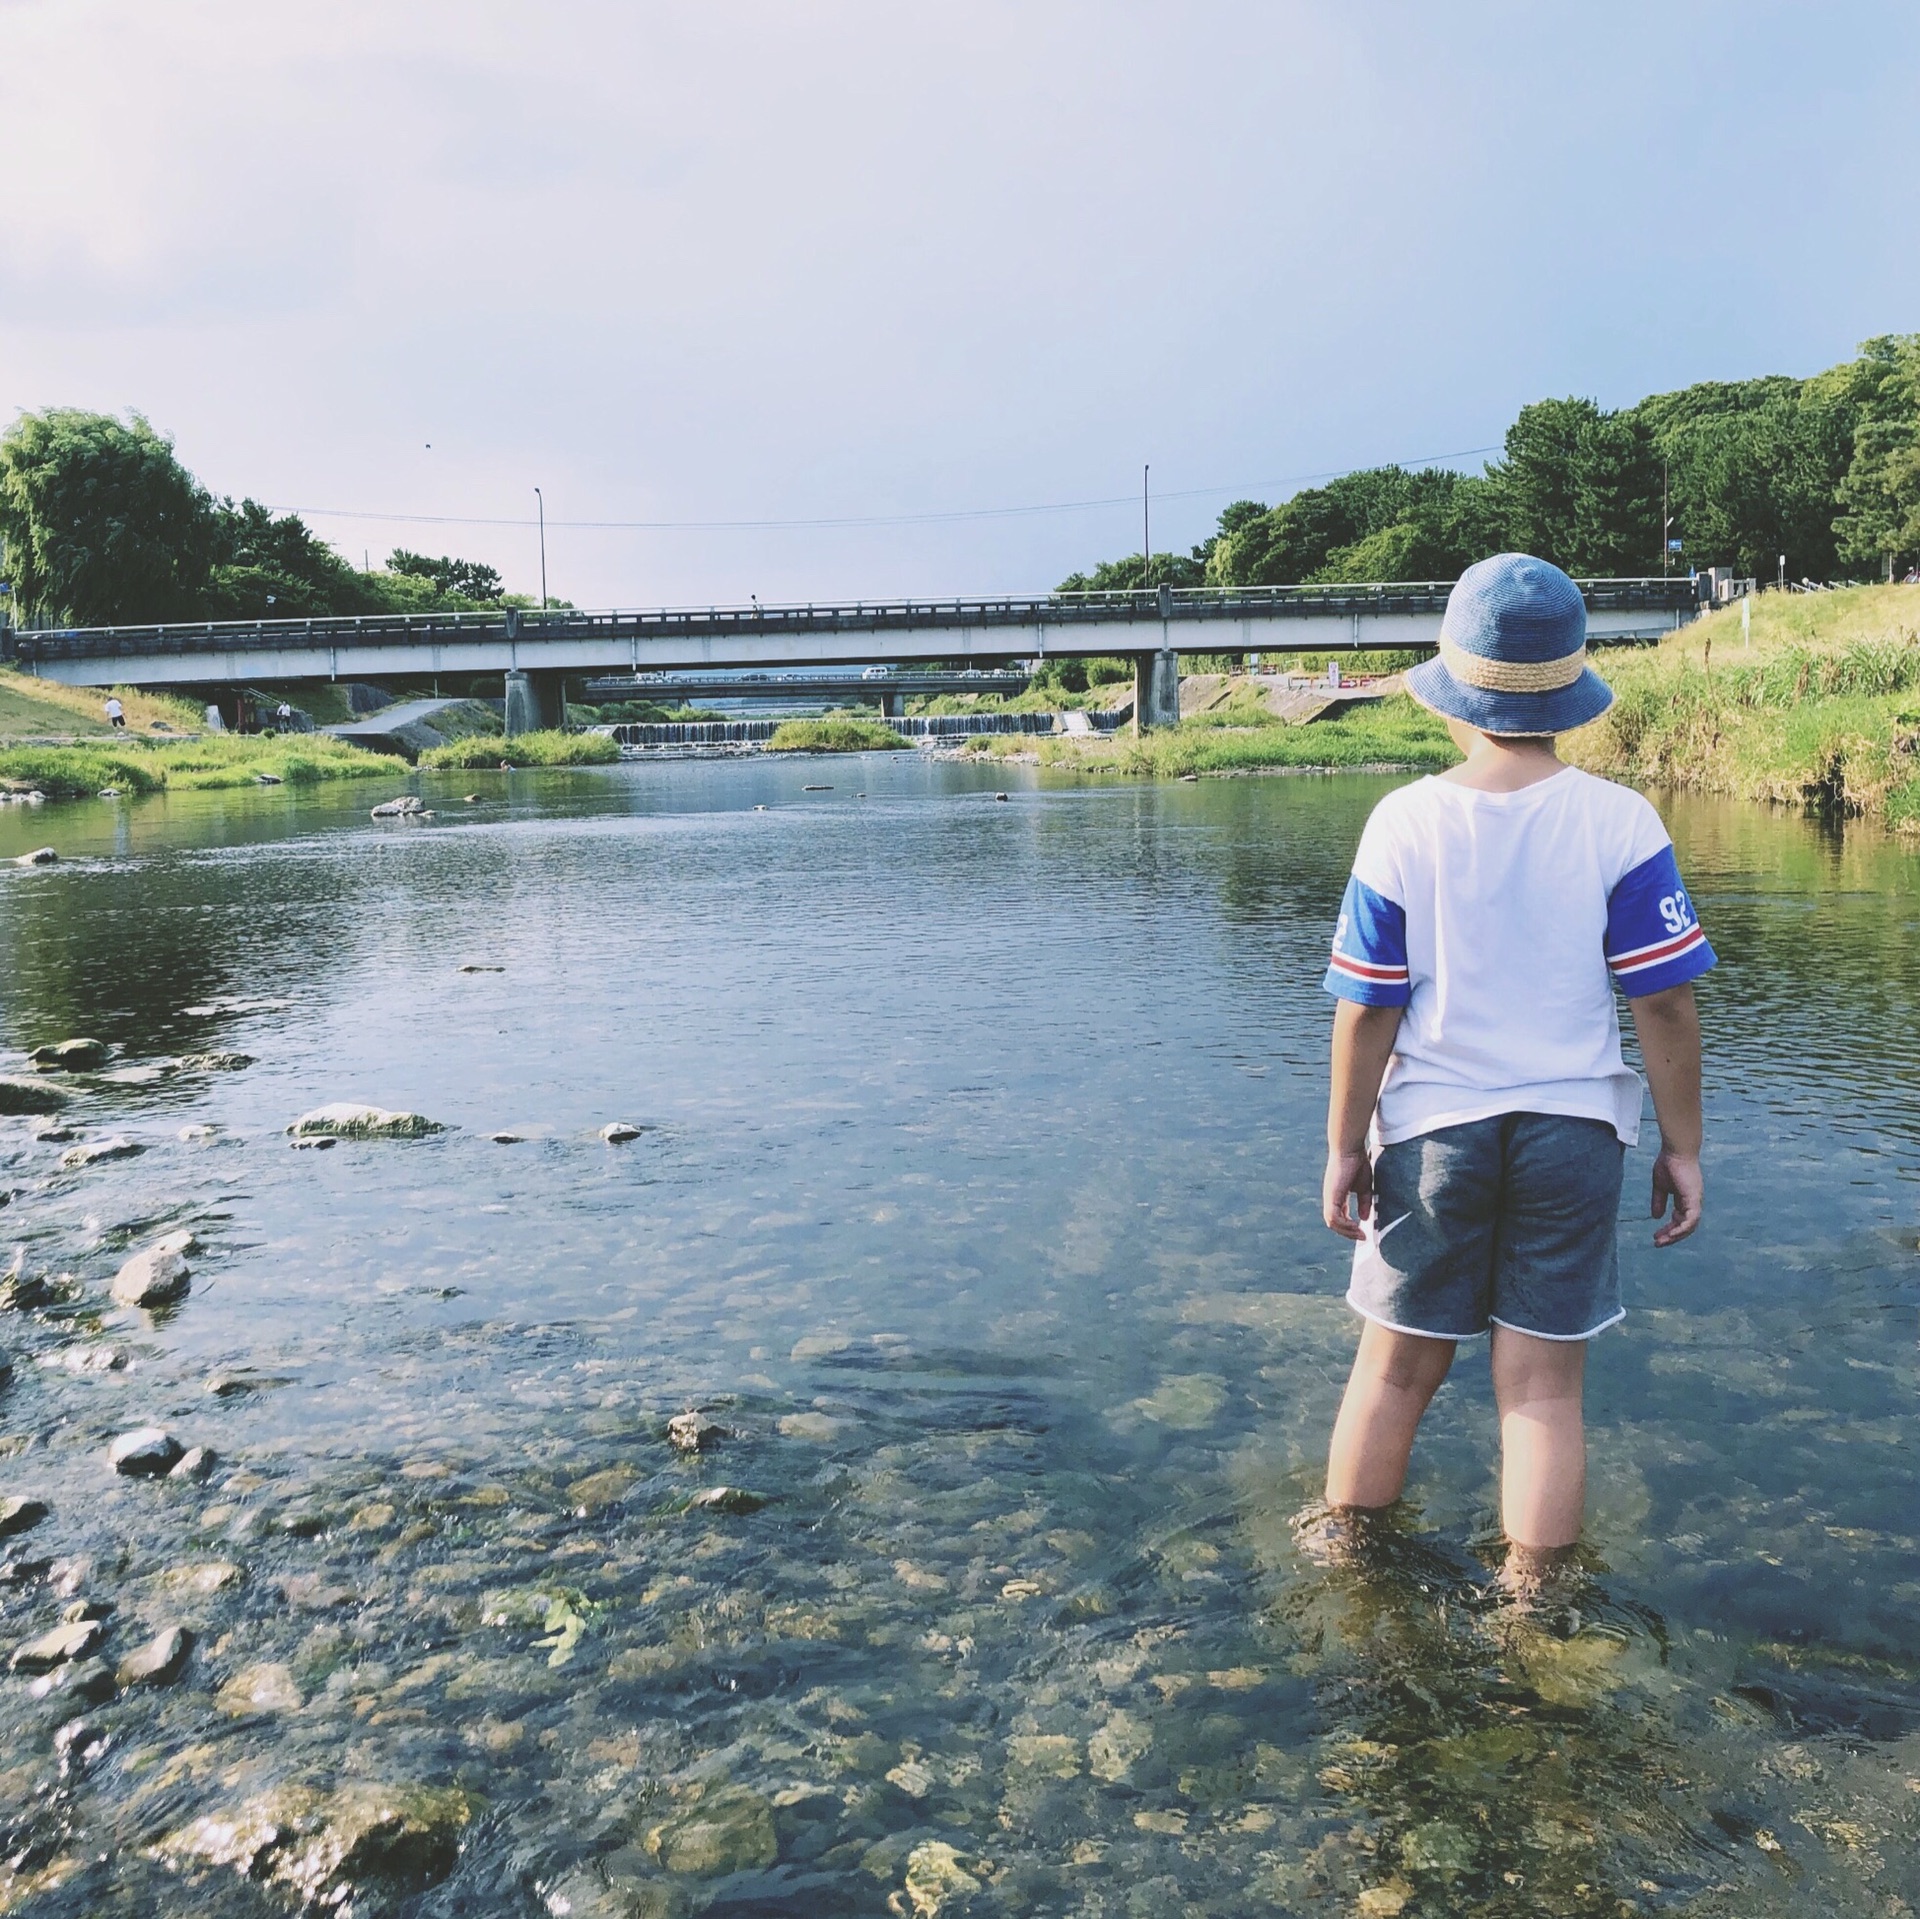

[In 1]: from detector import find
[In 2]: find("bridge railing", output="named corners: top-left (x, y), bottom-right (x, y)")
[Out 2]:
top-left (0, 578), bottom-right (1703, 664)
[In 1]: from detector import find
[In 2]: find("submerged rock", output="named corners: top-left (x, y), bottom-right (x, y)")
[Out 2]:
top-left (179, 1123), bottom-right (219, 1141)
top-left (180, 1051), bottom-right (254, 1072)
top-left (170, 1446), bottom-right (218, 1482)
top-left (600, 1121), bottom-right (642, 1144)
top-left (111, 1234), bottom-right (195, 1308)
top-left (14, 847), bottom-right (58, 866)
top-left (0, 1076), bottom-right (68, 1115)
top-left (683, 1486), bottom-right (765, 1516)
top-left (0, 1249), bottom-right (50, 1311)
top-left (117, 1624), bottom-right (193, 1688)
top-left (160, 1783), bottom-right (477, 1910)
top-left (902, 1841), bottom-right (982, 1916)
top-left (34, 1657), bottom-right (115, 1704)
top-left (288, 1103), bottom-right (444, 1140)
top-left (61, 1135), bottom-right (144, 1169)
top-left (10, 1616), bottom-right (106, 1674)
top-left (643, 1786), bottom-right (777, 1876)
top-left (29, 1038), bottom-right (110, 1071)
top-left (109, 1427), bottom-right (186, 1477)
top-left (568, 1465), bottom-right (639, 1513)
top-left (0, 1497), bottom-right (48, 1539)
top-left (215, 1661), bottom-right (303, 1715)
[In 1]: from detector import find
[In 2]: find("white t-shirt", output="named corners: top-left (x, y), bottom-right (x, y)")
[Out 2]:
top-left (1324, 767), bottom-right (1715, 1147)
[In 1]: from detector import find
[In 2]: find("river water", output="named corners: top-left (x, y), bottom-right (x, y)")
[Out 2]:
top-left (0, 758), bottom-right (1916, 1918)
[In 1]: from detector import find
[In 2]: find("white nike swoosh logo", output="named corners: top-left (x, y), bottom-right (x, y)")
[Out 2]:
top-left (1370, 1211), bottom-right (1412, 1244)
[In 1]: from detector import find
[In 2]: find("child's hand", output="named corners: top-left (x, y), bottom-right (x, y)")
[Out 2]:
top-left (1651, 1147), bottom-right (1703, 1247)
top-left (1323, 1147), bottom-right (1373, 1242)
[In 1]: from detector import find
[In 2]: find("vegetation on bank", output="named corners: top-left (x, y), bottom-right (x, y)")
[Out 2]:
top-left (1563, 586), bottom-right (1920, 832)
top-left (418, 729), bottom-right (620, 770)
top-left (1061, 333), bottom-right (1920, 593)
top-left (0, 733), bottom-right (407, 799)
top-left (0, 408), bottom-right (547, 627)
top-left (0, 669), bottom-right (206, 740)
top-left (766, 718), bottom-right (910, 753)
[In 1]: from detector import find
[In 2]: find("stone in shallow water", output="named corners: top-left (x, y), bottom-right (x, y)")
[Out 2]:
top-left (29, 1038), bottom-right (110, 1071)
top-left (215, 1661), bottom-right (303, 1714)
top-left (1088, 1710), bottom-right (1152, 1783)
top-left (667, 1411), bottom-right (725, 1454)
top-left (10, 1616), bottom-right (106, 1674)
top-left (160, 1783), bottom-right (477, 1908)
top-left (643, 1786), bottom-right (777, 1875)
top-left (601, 1121), bottom-right (642, 1144)
top-left (288, 1103), bottom-right (444, 1140)
top-left (777, 1412), bottom-right (848, 1443)
top-left (60, 1135), bottom-right (143, 1169)
top-left (903, 1840), bottom-right (981, 1917)
top-left (108, 1427), bottom-right (185, 1476)
top-left (162, 1560), bottom-right (243, 1595)
top-left (32, 1656), bottom-right (115, 1704)
top-left (568, 1465), bottom-right (639, 1513)
top-left (111, 1237), bottom-right (194, 1308)
top-left (170, 1446), bottom-right (218, 1482)
top-left (0, 1076), bottom-right (67, 1115)
top-left (0, 1497), bottom-right (46, 1538)
top-left (1126, 1372), bottom-right (1228, 1430)
top-left (117, 1624), bottom-right (193, 1688)
top-left (683, 1486), bottom-right (764, 1516)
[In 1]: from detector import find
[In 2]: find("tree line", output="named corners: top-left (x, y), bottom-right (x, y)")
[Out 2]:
top-left (1060, 334), bottom-right (1920, 594)
top-left (0, 408), bottom-right (528, 627)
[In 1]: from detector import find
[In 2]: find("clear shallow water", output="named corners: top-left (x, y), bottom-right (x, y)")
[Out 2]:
top-left (0, 759), bottom-right (1916, 1917)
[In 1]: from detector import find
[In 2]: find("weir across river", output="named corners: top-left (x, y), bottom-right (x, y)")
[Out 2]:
top-left (2, 577), bottom-right (1700, 733)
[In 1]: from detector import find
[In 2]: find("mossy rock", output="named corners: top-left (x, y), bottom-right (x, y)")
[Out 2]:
top-left (287, 1103), bottom-right (445, 1140)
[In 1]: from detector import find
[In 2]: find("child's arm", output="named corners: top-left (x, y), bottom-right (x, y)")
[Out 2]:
top-left (1626, 981), bottom-right (1704, 1247)
top-left (1323, 1000), bottom-right (1404, 1241)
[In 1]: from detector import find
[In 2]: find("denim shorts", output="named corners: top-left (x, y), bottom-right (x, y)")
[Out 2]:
top-left (1348, 1112), bottom-right (1626, 1342)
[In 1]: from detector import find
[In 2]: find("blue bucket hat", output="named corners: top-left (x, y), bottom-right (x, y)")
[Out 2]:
top-left (1404, 553), bottom-right (1614, 736)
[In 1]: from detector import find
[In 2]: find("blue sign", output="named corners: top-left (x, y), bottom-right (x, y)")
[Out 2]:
top-left (1667, 538), bottom-right (1684, 553)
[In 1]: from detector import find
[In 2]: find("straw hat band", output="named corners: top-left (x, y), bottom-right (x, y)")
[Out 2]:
top-left (1438, 633), bottom-right (1588, 693)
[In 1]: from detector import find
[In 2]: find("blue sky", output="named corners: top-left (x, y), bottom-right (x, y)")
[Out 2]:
top-left (3, 0), bottom-right (1915, 606)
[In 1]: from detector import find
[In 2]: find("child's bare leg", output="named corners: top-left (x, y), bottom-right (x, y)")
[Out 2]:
top-left (1326, 1320), bottom-right (1456, 1509)
top-left (1490, 1325), bottom-right (1586, 1552)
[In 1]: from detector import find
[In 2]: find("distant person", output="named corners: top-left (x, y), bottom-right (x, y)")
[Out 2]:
top-left (103, 695), bottom-right (126, 728)
top-left (1314, 553), bottom-right (1714, 1594)
top-left (277, 701), bottom-right (293, 727)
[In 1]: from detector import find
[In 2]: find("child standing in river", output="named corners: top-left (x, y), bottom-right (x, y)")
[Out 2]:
top-left (1317, 553), bottom-right (1714, 1584)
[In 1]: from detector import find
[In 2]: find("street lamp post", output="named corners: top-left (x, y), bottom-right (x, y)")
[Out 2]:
top-left (1142, 465), bottom-right (1151, 589)
top-left (535, 487), bottom-right (548, 610)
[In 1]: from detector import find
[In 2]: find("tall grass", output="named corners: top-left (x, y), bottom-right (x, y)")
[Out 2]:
top-left (766, 719), bottom-right (909, 753)
top-left (418, 730), bottom-right (619, 769)
top-left (0, 734), bottom-right (405, 798)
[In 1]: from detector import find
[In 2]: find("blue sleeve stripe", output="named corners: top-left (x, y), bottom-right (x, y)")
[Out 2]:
top-left (1328, 952), bottom-right (1409, 985)
top-left (1609, 925), bottom-right (1708, 975)
top-left (1325, 871), bottom-right (1412, 1006)
top-left (1323, 964), bottom-right (1412, 1007)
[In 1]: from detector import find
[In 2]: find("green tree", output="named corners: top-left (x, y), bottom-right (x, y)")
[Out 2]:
top-left (389, 548), bottom-right (505, 602)
top-left (205, 497), bottom-right (372, 617)
top-left (1833, 334), bottom-right (1920, 573)
top-left (0, 409), bottom-right (217, 625)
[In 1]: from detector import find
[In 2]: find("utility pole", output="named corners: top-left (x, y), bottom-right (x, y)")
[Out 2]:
top-left (535, 487), bottom-right (548, 610)
top-left (1142, 465), bottom-right (1151, 589)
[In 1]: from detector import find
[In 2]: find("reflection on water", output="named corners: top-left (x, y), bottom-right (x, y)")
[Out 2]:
top-left (0, 762), bottom-right (1916, 1915)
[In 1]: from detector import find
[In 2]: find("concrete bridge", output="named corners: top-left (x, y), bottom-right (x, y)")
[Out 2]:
top-left (1, 578), bottom-right (1698, 732)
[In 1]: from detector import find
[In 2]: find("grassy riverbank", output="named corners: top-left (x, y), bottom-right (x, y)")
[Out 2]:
top-left (1561, 585), bottom-right (1920, 832)
top-left (0, 733), bottom-right (407, 799)
top-left (418, 729), bottom-right (619, 769)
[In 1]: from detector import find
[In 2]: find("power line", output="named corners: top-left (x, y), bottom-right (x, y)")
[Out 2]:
top-left (286, 443), bottom-right (1502, 535)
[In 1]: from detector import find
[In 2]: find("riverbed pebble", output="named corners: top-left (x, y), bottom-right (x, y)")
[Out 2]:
top-left (116, 1624), bottom-right (193, 1688)
top-left (601, 1121), bottom-right (642, 1143)
top-left (10, 1616), bottom-right (106, 1674)
top-left (108, 1427), bottom-right (186, 1477)
top-left (288, 1103), bottom-right (444, 1139)
top-left (215, 1661), bottom-right (303, 1715)
top-left (683, 1485), bottom-right (764, 1516)
top-left (668, 1411), bottom-right (726, 1454)
top-left (170, 1446), bottom-right (217, 1482)
top-left (61, 1135), bottom-right (144, 1170)
top-left (0, 1498), bottom-right (46, 1538)
top-left (29, 1038), bottom-right (110, 1071)
top-left (110, 1235), bottom-right (195, 1309)
top-left (33, 1657), bottom-right (116, 1704)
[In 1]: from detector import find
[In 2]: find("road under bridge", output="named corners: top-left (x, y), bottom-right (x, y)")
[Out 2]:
top-left (2, 579), bottom-right (1699, 733)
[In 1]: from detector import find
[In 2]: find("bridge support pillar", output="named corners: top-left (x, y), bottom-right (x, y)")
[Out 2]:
top-left (1134, 649), bottom-right (1181, 730)
top-left (877, 688), bottom-right (900, 718)
top-left (505, 669), bottom-right (567, 737)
